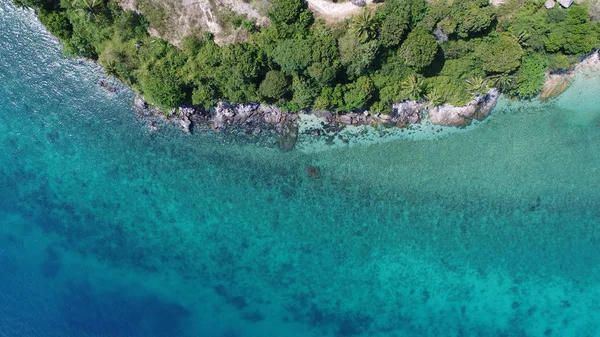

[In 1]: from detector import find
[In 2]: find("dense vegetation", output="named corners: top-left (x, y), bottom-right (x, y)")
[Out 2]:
top-left (15, 0), bottom-right (600, 112)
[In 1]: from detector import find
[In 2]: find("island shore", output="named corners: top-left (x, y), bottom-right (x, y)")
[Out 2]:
top-left (131, 50), bottom-right (597, 151)
top-left (132, 87), bottom-right (501, 151)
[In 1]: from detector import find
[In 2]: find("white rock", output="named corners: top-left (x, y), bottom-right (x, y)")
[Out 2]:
top-left (558, 0), bottom-right (574, 8)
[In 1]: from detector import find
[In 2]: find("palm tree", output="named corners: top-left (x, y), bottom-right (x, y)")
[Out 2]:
top-left (401, 75), bottom-right (424, 101)
top-left (465, 76), bottom-right (489, 97)
top-left (71, 0), bottom-right (102, 21)
top-left (511, 30), bottom-right (530, 48)
top-left (425, 88), bottom-right (445, 108)
top-left (488, 74), bottom-right (516, 92)
top-left (104, 59), bottom-right (118, 77)
top-left (351, 8), bottom-right (377, 42)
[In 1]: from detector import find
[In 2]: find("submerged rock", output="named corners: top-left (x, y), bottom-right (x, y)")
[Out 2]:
top-left (279, 120), bottom-right (298, 152)
top-left (305, 165), bottom-right (321, 178)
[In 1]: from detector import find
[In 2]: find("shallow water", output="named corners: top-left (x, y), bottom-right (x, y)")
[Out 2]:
top-left (1, 2), bottom-right (600, 337)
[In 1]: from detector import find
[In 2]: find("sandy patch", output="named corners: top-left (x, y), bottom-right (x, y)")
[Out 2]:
top-left (307, 0), bottom-right (377, 22)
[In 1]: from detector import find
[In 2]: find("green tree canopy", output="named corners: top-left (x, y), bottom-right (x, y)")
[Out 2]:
top-left (272, 39), bottom-right (312, 74)
top-left (268, 0), bottom-right (306, 25)
top-left (513, 52), bottom-right (548, 98)
top-left (342, 76), bottom-right (374, 111)
top-left (479, 35), bottom-right (523, 74)
top-left (399, 28), bottom-right (438, 71)
top-left (259, 70), bottom-right (289, 100)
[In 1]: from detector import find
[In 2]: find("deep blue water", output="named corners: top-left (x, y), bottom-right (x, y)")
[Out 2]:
top-left (1, 2), bottom-right (600, 337)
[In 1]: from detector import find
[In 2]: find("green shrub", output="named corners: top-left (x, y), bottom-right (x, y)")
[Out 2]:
top-left (513, 53), bottom-right (548, 98)
top-left (39, 9), bottom-right (72, 40)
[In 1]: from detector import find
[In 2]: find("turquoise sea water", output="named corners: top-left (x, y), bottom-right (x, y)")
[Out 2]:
top-left (2, 2), bottom-right (600, 336)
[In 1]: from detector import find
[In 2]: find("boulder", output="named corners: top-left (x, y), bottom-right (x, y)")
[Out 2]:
top-left (213, 101), bottom-right (237, 130)
top-left (179, 114), bottom-right (192, 134)
top-left (312, 110), bottom-right (333, 119)
top-left (351, 0), bottom-right (367, 7)
top-left (540, 72), bottom-right (573, 100)
top-left (338, 114), bottom-right (354, 125)
top-left (545, 0), bottom-right (556, 8)
top-left (433, 28), bottom-right (448, 43)
top-left (558, 0), bottom-right (573, 7)
top-left (429, 89), bottom-right (499, 126)
top-left (392, 101), bottom-right (424, 126)
top-left (133, 96), bottom-right (150, 116)
top-left (233, 103), bottom-right (259, 124)
top-left (262, 105), bottom-right (284, 125)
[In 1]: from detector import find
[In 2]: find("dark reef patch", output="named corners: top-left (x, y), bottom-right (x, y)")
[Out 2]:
top-left (61, 281), bottom-right (191, 337)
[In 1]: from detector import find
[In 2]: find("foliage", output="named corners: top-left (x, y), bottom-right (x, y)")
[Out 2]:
top-left (39, 9), bottom-right (72, 40)
top-left (513, 52), bottom-right (548, 98)
top-left (399, 28), bottom-right (438, 71)
top-left (259, 70), bottom-right (289, 100)
top-left (19, 0), bottom-right (600, 112)
top-left (272, 39), bottom-right (312, 74)
top-left (192, 83), bottom-right (217, 109)
top-left (342, 76), bottom-right (374, 111)
top-left (543, 6), bottom-right (600, 55)
top-left (465, 76), bottom-right (489, 96)
top-left (478, 35), bottom-right (523, 74)
top-left (339, 36), bottom-right (379, 80)
top-left (401, 74), bottom-right (424, 100)
top-left (379, 12), bottom-right (409, 47)
top-left (287, 77), bottom-right (318, 111)
top-left (268, 0), bottom-right (306, 25)
top-left (351, 8), bottom-right (378, 42)
top-left (425, 88), bottom-right (445, 107)
top-left (451, 0), bottom-right (496, 38)
top-left (426, 76), bottom-right (471, 106)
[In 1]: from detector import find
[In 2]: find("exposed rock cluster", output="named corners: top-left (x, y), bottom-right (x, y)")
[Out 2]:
top-left (351, 0), bottom-right (367, 7)
top-left (132, 89), bottom-right (501, 150)
top-left (428, 89), bottom-right (500, 126)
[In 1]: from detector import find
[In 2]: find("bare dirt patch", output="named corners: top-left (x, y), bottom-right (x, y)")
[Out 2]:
top-left (307, 0), bottom-right (377, 22)
top-left (117, 0), bottom-right (381, 46)
top-left (117, 0), bottom-right (268, 46)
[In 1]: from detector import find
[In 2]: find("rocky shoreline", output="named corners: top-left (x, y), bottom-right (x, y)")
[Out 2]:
top-left (130, 50), bottom-right (599, 152)
top-left (133, 90), bottom-right (500, 151)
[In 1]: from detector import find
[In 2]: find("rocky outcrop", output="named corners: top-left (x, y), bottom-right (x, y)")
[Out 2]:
top-left (540, 72), bottom-right (573, 100)
top-left (557, 0), bottom-right (573, 8)
top-left (428, 89), bottom-right (500, 126)
top-left (351, 0), bottom-right (367, 7)
top-left (392, 101), bottom-right (425, 127)
top-left (540, 51), bottom-right (599, 100)
top-left (211, 102), bottom-right (290, 132)
top-left (132, 87), bottom-right (500, 147)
